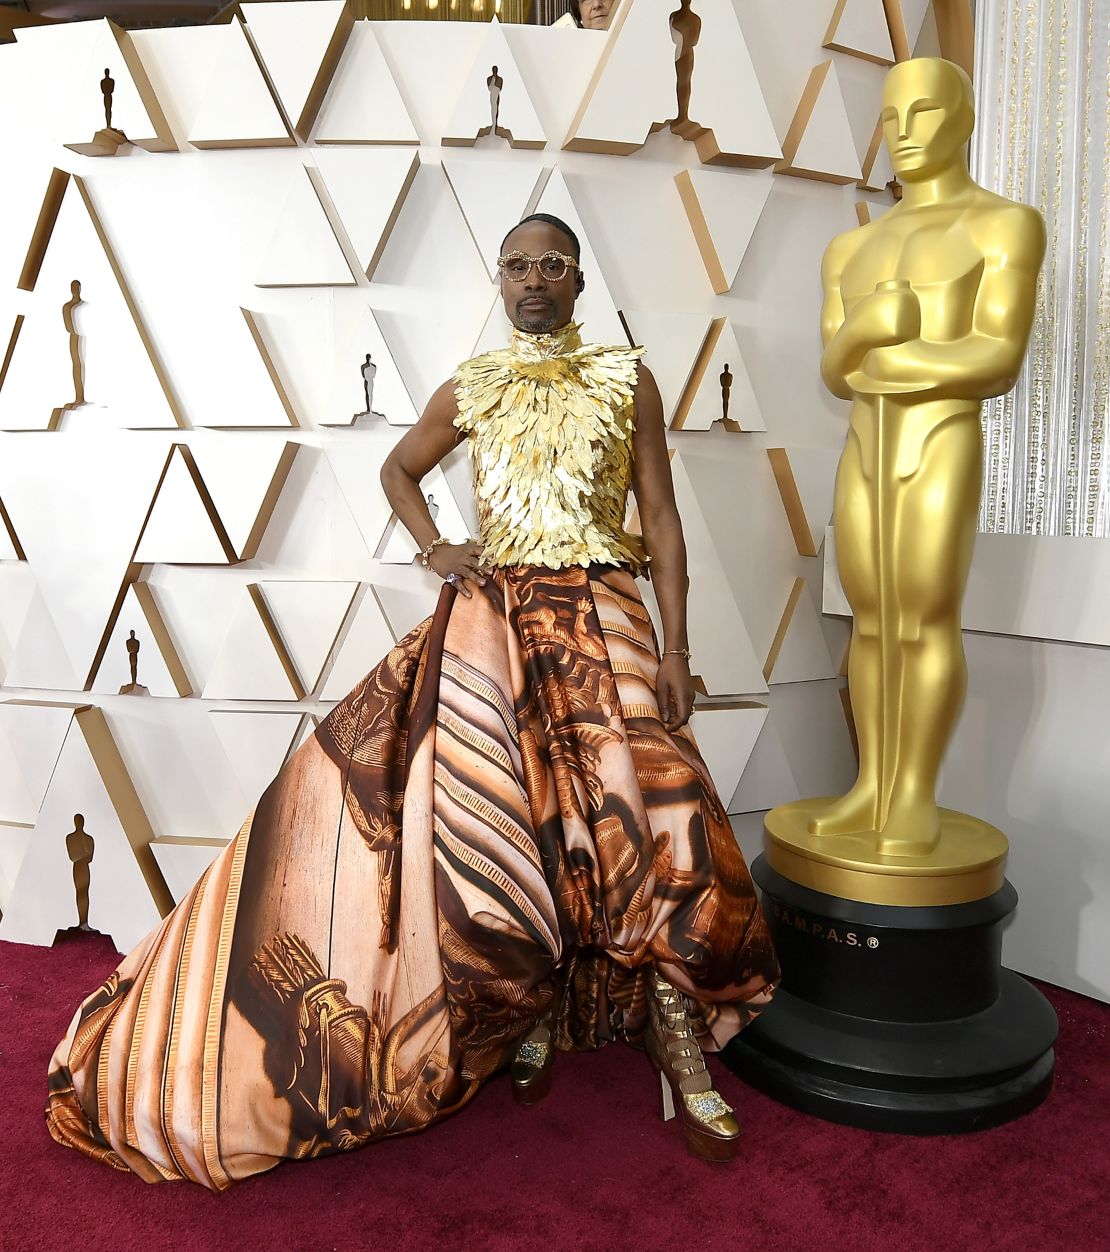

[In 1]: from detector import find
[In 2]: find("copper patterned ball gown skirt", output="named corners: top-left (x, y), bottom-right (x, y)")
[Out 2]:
top-left (45, 563), bottom-right (778, 1190)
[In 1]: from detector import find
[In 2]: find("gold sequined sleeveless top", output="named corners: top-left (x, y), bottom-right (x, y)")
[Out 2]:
top-left (453, 322), bottom-right (648, 574)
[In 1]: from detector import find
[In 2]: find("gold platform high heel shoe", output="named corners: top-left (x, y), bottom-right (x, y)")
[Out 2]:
top-left (646, 969), bottom-right (740, 1162)
top-left (510, 1011), bottom-right (555, 1107)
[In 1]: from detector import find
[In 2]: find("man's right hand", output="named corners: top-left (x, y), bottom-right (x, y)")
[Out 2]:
top-left (428, 541), bottom-right (488, 598)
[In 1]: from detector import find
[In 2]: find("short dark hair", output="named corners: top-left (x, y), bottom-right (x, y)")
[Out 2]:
top-left (567, 1), bottom-right (583, 25)
top-left (500, 212), bottom-right (581, 260)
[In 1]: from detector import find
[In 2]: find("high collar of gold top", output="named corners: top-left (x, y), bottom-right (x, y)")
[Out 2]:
top-left (507, 321), bottom-right (585, 376)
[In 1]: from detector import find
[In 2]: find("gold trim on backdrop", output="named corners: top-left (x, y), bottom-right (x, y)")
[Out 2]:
top-left (932, 0), bottom-right (974, 75)
top-left (353, 1), bottom-right (532, 19)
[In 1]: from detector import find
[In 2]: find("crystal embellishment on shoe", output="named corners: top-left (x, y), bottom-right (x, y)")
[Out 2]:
top-left (510, 1013), bottom-right (555, 1107)
top-left (514, 1039), bottom-right (550, 1068)
top-left (685, 1090), bottom-right (733, 1122)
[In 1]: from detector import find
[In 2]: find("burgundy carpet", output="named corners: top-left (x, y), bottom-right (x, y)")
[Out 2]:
top-left (2, 930), bottom-right (1107, 1252)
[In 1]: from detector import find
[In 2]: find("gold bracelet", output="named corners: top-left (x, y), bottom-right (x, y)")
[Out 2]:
top-left (662, 647), bottom-right (692, 661)
top-left (420, 536), bottom-right (452, 568)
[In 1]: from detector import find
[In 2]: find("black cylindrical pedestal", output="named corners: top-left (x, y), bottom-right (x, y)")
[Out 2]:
top-left (724, 856), bottom-right (1059, 1134)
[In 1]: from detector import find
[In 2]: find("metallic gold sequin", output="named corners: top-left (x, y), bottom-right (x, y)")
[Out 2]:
top-left (453, 322), bottom-right (649, 574)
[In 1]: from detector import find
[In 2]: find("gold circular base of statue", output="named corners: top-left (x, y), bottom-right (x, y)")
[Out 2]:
top-left (764, 798), bottom-right (1009, 907)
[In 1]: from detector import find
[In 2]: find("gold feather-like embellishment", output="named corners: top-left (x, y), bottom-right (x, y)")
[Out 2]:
top-left (454, 321), bottom-right (647, 574)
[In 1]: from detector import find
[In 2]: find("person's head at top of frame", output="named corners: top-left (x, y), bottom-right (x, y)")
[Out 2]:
top-left (568, 0), bottom-right (621, 30)
top-left (497, 213), bottom-right (585, 336)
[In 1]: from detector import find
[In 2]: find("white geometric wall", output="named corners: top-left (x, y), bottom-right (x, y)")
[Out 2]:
top-left (0, 1), bottom-right (935, 957)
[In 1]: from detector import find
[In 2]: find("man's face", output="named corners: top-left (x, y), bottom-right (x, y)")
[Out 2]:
top-left (881, 59), bottom-right (973, 182)
top-left (499, 221), bottom-right (582, 335)
top-left (579, 0), bottom-right (618, 31)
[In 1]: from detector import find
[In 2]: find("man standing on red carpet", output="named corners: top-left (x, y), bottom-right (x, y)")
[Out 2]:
top-left (45, 213), bottom-right (777, 1188)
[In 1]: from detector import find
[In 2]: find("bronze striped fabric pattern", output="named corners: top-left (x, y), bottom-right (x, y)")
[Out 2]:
top-left (46, 564), bottom-right (777, 1190)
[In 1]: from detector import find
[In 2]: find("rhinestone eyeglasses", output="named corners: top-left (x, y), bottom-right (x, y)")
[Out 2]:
top-left (497, 249), bottom-right (580, 282)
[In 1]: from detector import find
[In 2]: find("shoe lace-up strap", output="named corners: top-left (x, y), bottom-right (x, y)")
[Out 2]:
top-left (649, 972), bottom-right (713, 1094)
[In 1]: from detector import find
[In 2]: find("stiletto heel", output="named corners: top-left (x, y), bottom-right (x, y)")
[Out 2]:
top-left (657, 1067), bottom-right (675, 1122)
top-left (645, 969), bottom-right (740, 1163)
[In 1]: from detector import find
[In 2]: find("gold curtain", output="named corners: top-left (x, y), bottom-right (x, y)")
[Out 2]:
top-left (531, 0), bottom-right (574, 20)
top-left (353, 1), bottom-right (533, 19)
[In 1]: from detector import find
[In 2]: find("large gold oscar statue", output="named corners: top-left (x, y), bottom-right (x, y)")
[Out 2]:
top-left (726, 57), bottom-right (1057, 1135)
top-left (765, 57), bottom-right (1045, 906)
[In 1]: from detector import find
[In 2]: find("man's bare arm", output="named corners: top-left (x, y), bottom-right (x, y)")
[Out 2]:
top-left (631, 363), bottom-right (695, 730)
top-left (379, 378), bottom-right (487, 595)
top-left (379, 379), bottom-right (464, 552)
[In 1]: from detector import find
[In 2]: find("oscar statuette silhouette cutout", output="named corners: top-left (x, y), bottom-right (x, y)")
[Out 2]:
top-left (52, 279), bottom-right (88, 428)
top-left (724, 59), bottom-right (1058, 1133)
top-left (669, 1), bottom-right (701, 141)
top-left (66, 815), bottom-right (95, 932)
top-left (353, 352), bottom-right (383, 424)
top-left (718, 362), bottom-right (741, 433)
top-left (484, 66), bottom-right (505, 140)
top-left (119, 629), bottom-right (150, 695)
top-left (102, 68), bottom-right (115, 131)
top-left (66, 65), bottom-right (130, 157)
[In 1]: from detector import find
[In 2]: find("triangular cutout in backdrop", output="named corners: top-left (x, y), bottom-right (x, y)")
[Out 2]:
top-left (377, 464), bottom-right (471, 563)
top-left (764, 576), bottom-right (838, 685)
top-left (0, 704), bottom-right (172, 951)
top-left (241, 0), bottom-right (352, 140)
top-left (90, 582), bottom-right (192, 697)
top-left (674, 168), bottom-right (773, 295)
top-left (312, 20), bottom-right (419, 145)
top-left (186, 16), bottom-right (293, 148)
top-left (689, 702), bottom-right (769, 805)
top-left (257, 579), bottom-right (359, 695)
top-left (442, 20), bottom-right (546, 150)
top-left (675, 0), bottom-right (782, 167)
top-left (319, 584), bottom-right (396, 701)
top-left (777, 61), bottom-right (863, 184)
top-left (622, 309), bottom-right (712, 427)
top-left (44, 17), bottom-right (176, 153)
top-left (442, 159), bottom-right (548, 281)
top-left (134, 445), bottom-right (238, 566)
top-left (202, 584), bottom-right (303, 700)
top-left (823, 0), bottom-right (896, 65)
top-left (0, 172), bottom-right (181, 431)
top-left (187, 436), bottom-right (299, 560)
top-left (210, 708), bottom-right (304, 803)
top-left (663, 453), bottom-right (768, 696)
top-left (0, 432), bottom-right (169, 689)
top-left (312, 148), bottom-right (419, 281)
top-left (859, 114), bottom-right (895, 192)
top-left (255, 163), bottom-right (356, 288)
top-left (767, 447), bottom-right (840, 558)
top-left (673, 318), bottom-right (763, 433)
top-left (562, 0), bottom-right (676, 155)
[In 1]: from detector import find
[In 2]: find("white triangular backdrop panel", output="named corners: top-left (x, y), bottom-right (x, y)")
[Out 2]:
top-left (241, 1), bottom-right (350, 136)
top-left (0, 10), bottom-right (876, 951)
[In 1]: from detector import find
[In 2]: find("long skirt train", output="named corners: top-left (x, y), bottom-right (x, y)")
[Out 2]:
top-left (45, 564), bottom-right (778, 1189)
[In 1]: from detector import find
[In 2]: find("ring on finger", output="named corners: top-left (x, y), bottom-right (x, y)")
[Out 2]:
top-left (445, 572), bottom-right (460, 586)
